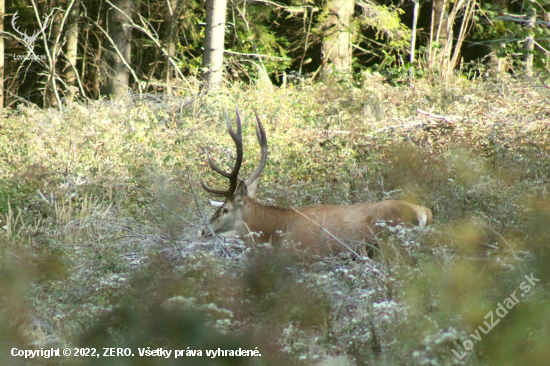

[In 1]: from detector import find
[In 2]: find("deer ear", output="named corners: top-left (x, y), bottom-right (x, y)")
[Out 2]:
top-left (247, 180), bottom-right (258, 198)
top-left (235, 181), bottom-right (248, 202)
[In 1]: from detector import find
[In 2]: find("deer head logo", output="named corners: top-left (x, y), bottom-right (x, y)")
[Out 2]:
top-left (11, 11), bottom-right (51, 53)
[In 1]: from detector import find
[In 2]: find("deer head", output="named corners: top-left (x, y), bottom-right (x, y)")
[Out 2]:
top-left (201, 107), bottom-right (267, 237)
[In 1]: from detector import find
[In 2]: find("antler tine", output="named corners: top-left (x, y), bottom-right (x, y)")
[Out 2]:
top-left (200, 106), bottom-right (244, 197)
top-left (244, 108), bottom-right (268, 187)
top-left (204, 148), bottom-right (232, 178)
top-left (227, 106), bottom-right (244, 195)
top-left (200, 174), bottom-right (233, 197)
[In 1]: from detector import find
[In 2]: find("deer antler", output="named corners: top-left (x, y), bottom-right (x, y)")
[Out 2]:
top-left (201, 107), bottom-right (244, 197)
top-left (201, 107), bottom-right (268, 197)
top-left (244, 108), bottom-right (267, 187)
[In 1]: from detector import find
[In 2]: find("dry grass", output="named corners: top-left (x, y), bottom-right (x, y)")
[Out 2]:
top-left (1, 76), bottom-right (549, 365)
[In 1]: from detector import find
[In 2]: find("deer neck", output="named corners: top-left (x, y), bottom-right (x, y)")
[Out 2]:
top-left (240, 199), bottom-right (296, 244)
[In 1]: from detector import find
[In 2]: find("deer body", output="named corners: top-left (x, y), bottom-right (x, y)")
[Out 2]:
top-left (201, 108), bottom-right (432, 257)
top-left (207, 182), bottom-right (432, 256)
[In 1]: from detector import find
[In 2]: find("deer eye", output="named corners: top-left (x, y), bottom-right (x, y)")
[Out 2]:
top-left (222, 208), bottom-right (229, 214)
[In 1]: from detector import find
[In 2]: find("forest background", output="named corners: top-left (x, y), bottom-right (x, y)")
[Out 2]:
top-left (0, 0), bottom-right (548, 106)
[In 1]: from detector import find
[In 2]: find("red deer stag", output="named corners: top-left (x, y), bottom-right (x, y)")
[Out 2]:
top-left (201, 108), bottom-right (433, 257)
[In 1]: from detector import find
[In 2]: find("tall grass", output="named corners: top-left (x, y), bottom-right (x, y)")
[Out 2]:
top-left (1, 77), bottom-right (549, 365)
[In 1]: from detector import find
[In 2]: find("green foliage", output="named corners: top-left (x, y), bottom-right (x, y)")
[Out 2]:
top-left (174, 0), bottom-right (292, 79)
top-left (354, 1), bottom-right (411, 67)
top-left (472, 2), bottom-right (550, 74)
top-left (1, 78), bottom-right (550, 365)
top-left (228, 16), bottom-right (292, 80)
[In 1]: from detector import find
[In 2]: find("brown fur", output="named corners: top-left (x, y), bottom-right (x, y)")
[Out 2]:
top-left (205, 182), bottom-right (433, 257)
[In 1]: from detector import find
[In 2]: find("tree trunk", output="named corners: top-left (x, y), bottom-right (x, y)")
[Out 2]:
top-left (429, 0), bottom-right (451, 73)
top-left (164, 0), bottom-right (179, 95)
top-left (64, 0), bottom-right (80, 97)
top-left (90, 44), bottom-right (102, 99)
top-left (320, 0), bottom-right (354, 79)
top-left (487, 0), bottom-right (509, 77)
top-left (45, 11), bottom-right (63, 108)
top-left (105, 0), bottom-right (133, 99)
top-left (523, 6), bottom-right (536, 77)
top-left (201, 0), bottom-right (227, 89)
top-left (82, 14), bottom-right (102, 100)
top-left (409, 0), bottom-right (419, 79)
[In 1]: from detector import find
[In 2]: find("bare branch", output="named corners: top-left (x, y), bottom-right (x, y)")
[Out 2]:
top-left (30, 1), bottom-right (63, 110)
top-left (83, 15), bottom-right (143, 96)
top-left (245, 0), bottom-right (319, 13)
top-left (416, 108), bottom-right (453, 123)
top-left (291, 208), bottom-right (370, 258)
top-left (224, 50), bottom-right (290, 61)
top-left (106, 0), bottom-right (190, 91)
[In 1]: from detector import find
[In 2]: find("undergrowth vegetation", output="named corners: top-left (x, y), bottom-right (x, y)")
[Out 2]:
top-left (1, 76), bottom-right (550, 365)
